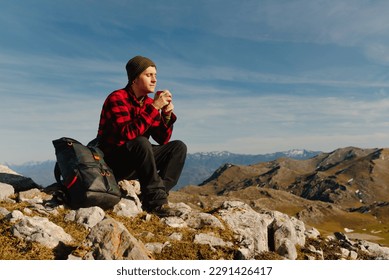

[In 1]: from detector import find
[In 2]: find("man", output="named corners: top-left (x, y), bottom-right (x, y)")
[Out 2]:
top-left (96, 55), bottom-right (187, 216)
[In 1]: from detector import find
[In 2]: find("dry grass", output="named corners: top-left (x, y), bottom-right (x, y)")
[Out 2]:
top-left (0, 220), bottom-right (54, 260)
top-left (111, 210), bottom-right (239, 260)
top-left (0, 200), bottom-right (55, 260)
top-left (0, 199), bottom-right (88, 260)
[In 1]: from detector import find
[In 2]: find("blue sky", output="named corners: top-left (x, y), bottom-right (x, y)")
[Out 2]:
top-left (1, 0), bottom-right (389, 164)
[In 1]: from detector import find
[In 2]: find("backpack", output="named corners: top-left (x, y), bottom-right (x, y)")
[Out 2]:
top-left (52, 137), bottom-right (121, 210)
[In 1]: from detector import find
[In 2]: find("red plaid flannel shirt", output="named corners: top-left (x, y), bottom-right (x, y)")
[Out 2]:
top-left (97, 87), bottom-right (176, 156)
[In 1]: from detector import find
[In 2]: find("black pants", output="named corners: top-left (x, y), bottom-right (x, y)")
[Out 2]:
top-left (104, 137), bottom-right (187, 210)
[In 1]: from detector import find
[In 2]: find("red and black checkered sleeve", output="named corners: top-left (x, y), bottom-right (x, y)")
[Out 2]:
top-left (98, 90), bottom-right (174, 146)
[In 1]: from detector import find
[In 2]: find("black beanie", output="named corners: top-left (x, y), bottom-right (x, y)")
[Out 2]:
top-left (126, 56), bottom-right (156, 83)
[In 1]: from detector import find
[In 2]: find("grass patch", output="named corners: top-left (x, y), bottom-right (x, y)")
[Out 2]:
top-left (0, 200), bottom-right (88, 260)
top-left (0, 218), bottom-right (54, 260)
top-left (111, 211), bottom-right (239, 260)
top-left (305, 210), bottom-right (389, 243)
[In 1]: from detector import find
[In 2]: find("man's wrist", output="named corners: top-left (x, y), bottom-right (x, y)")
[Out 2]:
top-left (151, 103), bottom-right (161, 110)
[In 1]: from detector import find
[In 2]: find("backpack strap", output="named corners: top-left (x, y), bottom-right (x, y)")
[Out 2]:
top-left (54, 162), bottom-right (78, 189)
top-left (52, 162), bottom-right (70, 205)
top-left (54, 162), bottom-right (62, 185)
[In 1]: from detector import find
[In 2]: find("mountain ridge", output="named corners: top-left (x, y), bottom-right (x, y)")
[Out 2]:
top-left (4, 149), bottom-right (321, 189)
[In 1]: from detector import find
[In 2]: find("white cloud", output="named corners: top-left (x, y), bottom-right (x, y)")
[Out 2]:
top-left (173, 94), bottom-right (389, 154)
top-left (196, 1), bottom-right (389, 66)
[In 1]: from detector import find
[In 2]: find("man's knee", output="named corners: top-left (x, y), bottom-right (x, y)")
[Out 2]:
top-left (133, 136), bottom-right (152, 146)
top-left (126, 136), bottom-right (152, 151)
top-left (171, 140), bottom-right (187, 155)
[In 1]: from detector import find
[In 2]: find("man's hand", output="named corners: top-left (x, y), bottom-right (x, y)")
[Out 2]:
top-left (162, 102), bottom-right (174, 117)
top-left (152, 90), bottom-right (172, 110)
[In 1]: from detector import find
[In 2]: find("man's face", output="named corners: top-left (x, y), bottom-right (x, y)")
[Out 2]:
top-left (133, 66), bottom-right (157, 96)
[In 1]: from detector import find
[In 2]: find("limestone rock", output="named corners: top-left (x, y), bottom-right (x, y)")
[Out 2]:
top-left (186, 212), bottom-right (225, 230)
top-left (18, 188), bottom-right (51, 204)
top-left (357, 240), bottom-right (389, 259)
top-left (217, 201), bottom-right (269, 259)
top-left (113, 198), bottom-right (143, 218)
top-left (269, 214), bottom-right (306, 259)
top-left (11, 215), bottom-right (72, 249)
top-left (194, 233), bottom-right (233, 248)
top-left (65, 206), bottom-right (106, 229)
top-left (83, 217), bottom-right (150, 260)
top-left (0, 182), bottom-right (14, 200)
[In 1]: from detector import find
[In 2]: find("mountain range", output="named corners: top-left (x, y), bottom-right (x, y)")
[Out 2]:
top-left (6, 149), bottom-right (320, 189)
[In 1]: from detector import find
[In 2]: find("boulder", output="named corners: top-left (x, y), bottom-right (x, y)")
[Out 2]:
top-left (82, 217), bottom-right (150, 260)
top-left (217, 201), bottom-right (270, 259)
top-left (0, 182), bottom-right (14, 200)
top-left (11, 214), bottom-right (73, 249)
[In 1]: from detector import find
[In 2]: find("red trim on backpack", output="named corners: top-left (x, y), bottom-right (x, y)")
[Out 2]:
top-left (66, 176), bottom-right (78, 189)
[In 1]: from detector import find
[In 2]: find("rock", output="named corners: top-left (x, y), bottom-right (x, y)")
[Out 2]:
top-left (18, 188), bottom-right (51, 204)
top-left (276, 239), bottom-right (297, 260)
top-left (340, 247), bottom-right (350, 259)
top-left (216, 201), bottom-right (307, 260)
top-left (0, 207), bottom-right (10, 217)
top-left (145, 242), bottom-right (165, 254)
top-left (194, 233), bottom-right (233, 248)
top-left (0, 182), bottom-right (14, 200)
top-left (307, 245), bottom-right (324, 260)
top-left (269, 214), bottom-right (306, 259)
top-left (28, 203), bottom-right (60, 216)
top-left (168, 232), bottom-right (183, 241)
top-left (349, 250), bottom-right (358, 260)
top-left (0, 165), bottom-right (20, 175)
top-left (334, 232), bottom-right (354, 248)
top-left (162, 216), bottom-right (187, 228)
top-left (6, 210), bottom-right (24, 222)
top-left (118, 179), bottom-right (141, 196)
top-left (11, 215), bottom-right (72, 249)
top-left (112, 180), bottom-right (143, 218)
top-left (185, 212), bottom-right (225, 230)
top-left (357, 240), bottom-right (389, 259)
top-left (169, 202), bottom-right (193, 218)
top-left (305, 227), bottom-right (321, 239)
top-left (217, 201), bottom-right (270, 259)
top-left (83, 217), bottom-right (150, 260)
top-left (113, 198), bottom-right (143, 218)
top-left (66, 207), bottom-right (106, 229)
top-left (344, 227), bottom-right (354, 233)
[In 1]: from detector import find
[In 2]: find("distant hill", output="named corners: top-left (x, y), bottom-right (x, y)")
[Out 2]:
top-left (175, 149), bottom-right (320, 189)
top-left (6, 149), bottom-right (320, 189)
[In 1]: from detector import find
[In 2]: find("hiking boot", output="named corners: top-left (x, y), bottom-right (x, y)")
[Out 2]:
top-left (150, 204), bottom-right (180, 217)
